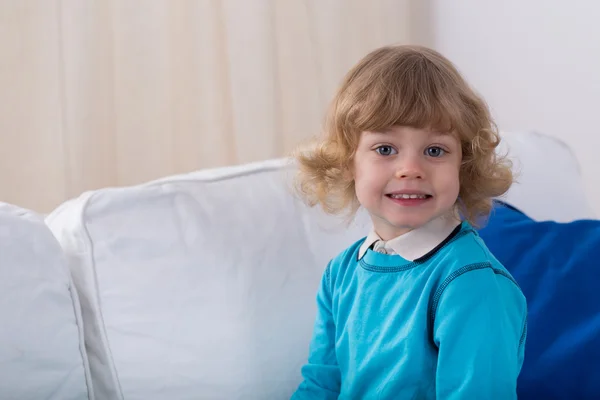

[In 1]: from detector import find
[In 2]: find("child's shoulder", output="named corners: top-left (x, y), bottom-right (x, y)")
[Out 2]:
top-left (437, 223), bottom-right (516, 284)
top-left (430, 224), bottom-right (527, 332)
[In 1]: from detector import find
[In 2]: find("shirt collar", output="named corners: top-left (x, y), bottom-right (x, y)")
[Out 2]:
top-left (358, 214), bottom-right (462, 261)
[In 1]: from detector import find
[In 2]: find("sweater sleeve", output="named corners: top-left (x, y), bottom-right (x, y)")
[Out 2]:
top-left (432, 265), bottom-right (527, 399)
top-left (291, 263), bottom-right (341, 399)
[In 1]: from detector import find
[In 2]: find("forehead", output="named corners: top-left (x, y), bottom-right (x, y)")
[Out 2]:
top-left (363, 126), bottom-right (458, 141)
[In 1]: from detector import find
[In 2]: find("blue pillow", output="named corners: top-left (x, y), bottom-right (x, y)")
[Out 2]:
top-left (477, 201), bottom-right (600, 398)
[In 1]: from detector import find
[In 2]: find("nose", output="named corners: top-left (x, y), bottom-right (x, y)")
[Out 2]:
top-left (394, 154), bottom-right (425, 180)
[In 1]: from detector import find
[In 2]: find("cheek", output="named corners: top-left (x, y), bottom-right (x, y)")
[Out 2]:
top-left (353, 166), bottom-right (385, 203)
top-left (439, 164), bottom-right (461, 195)
top-left (354, 175), bottom-right (375, 198)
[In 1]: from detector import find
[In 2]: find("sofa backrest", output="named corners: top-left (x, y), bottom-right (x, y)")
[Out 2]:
top-left (0, 203), bottom-right (93, 400)
top-left (45, 131), bottom-right (595, 399)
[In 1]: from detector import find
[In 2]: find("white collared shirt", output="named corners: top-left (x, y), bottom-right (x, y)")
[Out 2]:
top-left (358, 215), bottom-right (462, 261)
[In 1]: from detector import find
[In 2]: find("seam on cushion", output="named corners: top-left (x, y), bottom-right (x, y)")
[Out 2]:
top-left (7, 211), bottom-right (95, 400)
top-left (63, 260), bottom-right (96, 400)
top-left (78, 191), bottom-right (125, 400)
top-left (38, 208), bottom-right (95, 398)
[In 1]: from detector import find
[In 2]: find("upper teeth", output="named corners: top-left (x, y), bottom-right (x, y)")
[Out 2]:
top-left (390, 194), bottom-right (427, 199)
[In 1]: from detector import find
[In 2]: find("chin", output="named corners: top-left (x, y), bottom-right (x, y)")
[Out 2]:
top-left (389, 213), bottom-right (432, 225)
top-left (388, 218), bottom-right (428, 230)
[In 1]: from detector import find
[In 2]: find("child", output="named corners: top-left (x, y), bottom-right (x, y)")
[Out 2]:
top-left (290, 45), bottom-right (527, 399)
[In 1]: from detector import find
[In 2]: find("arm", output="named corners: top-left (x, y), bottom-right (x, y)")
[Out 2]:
top-left (291, 263), bottom-right (341, 399)
top-left (432, 265), bottom-right (527, 399)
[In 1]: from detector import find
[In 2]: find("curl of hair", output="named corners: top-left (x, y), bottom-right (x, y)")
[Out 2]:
top-left (293, 136), bottom-right (359, 218)
top-left (458, 124), bottom-right (513, 226)
top-left (293, 45), bottom-right (513, 226)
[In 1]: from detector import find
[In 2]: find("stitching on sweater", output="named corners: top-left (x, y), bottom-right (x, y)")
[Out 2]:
top-left (429, 262), bottom-right (522, 329)
top-left (519, 319), bottom-right (528, 348)
top-left (359, 229), bottom-right (470, 273)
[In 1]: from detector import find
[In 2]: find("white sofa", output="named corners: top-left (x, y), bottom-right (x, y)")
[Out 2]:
top-left (0, 131), bottom-right (595, 400)
top-left (0, 204), bottom-right (91, 399)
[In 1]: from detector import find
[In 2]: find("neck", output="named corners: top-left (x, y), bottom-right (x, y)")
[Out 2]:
top-left (374, 211), bottom-right (460, 242)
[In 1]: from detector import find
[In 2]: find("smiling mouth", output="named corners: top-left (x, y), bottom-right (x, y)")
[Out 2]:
top-left (386, 193), bottom-right (432, 199)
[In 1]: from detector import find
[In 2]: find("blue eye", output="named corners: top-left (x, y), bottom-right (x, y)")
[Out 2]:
top-left (375, 145), bottom-right (397, 156)
top-left (426, 146), bottom-right (446, 158)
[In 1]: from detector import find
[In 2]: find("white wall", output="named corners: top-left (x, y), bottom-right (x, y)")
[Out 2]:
top-left (415, 0), bottom-right (600, 215)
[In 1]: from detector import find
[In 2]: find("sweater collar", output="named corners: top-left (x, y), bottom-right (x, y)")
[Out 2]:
top-left (358, 214), bottom-right (462, 261)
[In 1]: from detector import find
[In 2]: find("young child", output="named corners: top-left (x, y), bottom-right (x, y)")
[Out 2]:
top-left (290, 45), bottom-right (527, 399)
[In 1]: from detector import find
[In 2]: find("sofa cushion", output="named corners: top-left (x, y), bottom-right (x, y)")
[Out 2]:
top-left (495, 131), bottom-right (594, 222)
top-left (0, 203), bottom-right (92, 400)
top-left (478, 201), bottom-right (600, 398)
top-left (45, 131), bottom-right (593, 399)
top-left (46, 161), bottom-right (367, 400)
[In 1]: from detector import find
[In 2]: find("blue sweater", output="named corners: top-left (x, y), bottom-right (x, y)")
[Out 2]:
top-left (291, 222), bottom-right (527, 399)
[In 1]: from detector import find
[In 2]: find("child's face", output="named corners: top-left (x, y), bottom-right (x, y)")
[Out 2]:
top-left (353, 126), bottom-right (462, 240)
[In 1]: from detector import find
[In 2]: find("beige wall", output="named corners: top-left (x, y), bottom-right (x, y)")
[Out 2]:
top-left (0, 0), bottom-right (411, 213)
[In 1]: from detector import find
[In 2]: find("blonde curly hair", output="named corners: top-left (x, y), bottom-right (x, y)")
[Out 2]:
top-left (294, 45), bottom-right (513, 226)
